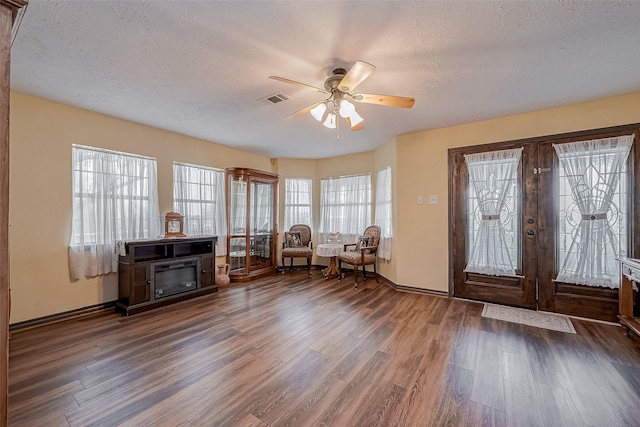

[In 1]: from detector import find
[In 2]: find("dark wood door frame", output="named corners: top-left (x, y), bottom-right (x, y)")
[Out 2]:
top-left (0, 1), bottom-right (28, 424)
top-left (536, 128), bottom-right (640, 321)
top-left (449, 123), bottom-right (640, 322)
top-left (449, 142), bottom-right (538, 309)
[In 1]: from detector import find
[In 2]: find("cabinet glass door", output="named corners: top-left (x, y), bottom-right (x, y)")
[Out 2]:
top-left (250, 180), bottom-right (274, 269)
top-left (229, 175), bottom-right (247, 274)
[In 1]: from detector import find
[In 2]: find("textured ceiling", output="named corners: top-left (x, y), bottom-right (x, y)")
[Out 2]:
top-left (11, 1), bottom-right (640, 159)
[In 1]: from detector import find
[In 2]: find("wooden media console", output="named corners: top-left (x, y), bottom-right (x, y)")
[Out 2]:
top-left (116, 236), bottom-right (218, 315)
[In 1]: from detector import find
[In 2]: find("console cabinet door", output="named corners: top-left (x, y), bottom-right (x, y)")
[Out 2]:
top-left (201, 254), bottom-right (214, 287)
top-left (130, 264), bottom-right (151, 305)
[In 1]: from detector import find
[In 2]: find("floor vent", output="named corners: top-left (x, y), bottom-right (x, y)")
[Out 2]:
top-left (259, 92), bottom-right (291, 105)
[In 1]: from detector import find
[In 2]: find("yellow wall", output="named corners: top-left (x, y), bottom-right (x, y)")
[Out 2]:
top-left (9, 93), bottom-right (271, 323)
top-left (395, 91), bottom-right (640, 292)
top-left (9, 90), bottom-right (640, 322)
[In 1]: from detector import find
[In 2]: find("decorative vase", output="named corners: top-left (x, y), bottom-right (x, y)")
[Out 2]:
top-left (215, 263), bottom-right (231, 287)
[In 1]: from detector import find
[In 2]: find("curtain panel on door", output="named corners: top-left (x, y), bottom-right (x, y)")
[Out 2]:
top-left (553, 134), bottom-right (634, 288)
top-left (464, 148), bottom-right (522, 276)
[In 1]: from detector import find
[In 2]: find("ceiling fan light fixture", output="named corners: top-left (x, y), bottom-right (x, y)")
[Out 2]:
top-left (310, 102), bottom-right (327, 121)
top-left (323, 112), bottom-right (337, 129)
top-left (271, 60), bottom-right (414, 137)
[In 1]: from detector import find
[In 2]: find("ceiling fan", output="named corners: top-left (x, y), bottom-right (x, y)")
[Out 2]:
top-left (269, 60), bottom-right (415, 137)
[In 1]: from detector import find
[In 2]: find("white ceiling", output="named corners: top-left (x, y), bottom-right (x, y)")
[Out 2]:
top-left (11, 1), bottom-right (640, 159)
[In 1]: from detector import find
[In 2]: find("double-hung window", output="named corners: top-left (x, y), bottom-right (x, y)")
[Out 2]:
top-left (173, 162), bottom-right (227, 255)
top-left (318, 174), bottom-right (371, 244)
top-left (284, 178), bottom-right (312, 230)
top-left (69, 145), bottom-right (159, 279)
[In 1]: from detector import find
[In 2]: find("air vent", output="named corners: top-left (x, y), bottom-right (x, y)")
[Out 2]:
top-left (258, 92), bottom-right (291, 105)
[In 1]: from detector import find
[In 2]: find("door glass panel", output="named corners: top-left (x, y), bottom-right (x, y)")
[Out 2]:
top-left (465, 149), bottom-right (522, 276)
top-left (555, 136), bottom-right (633, 287)
top-left (558, 165), bottom-right (629, 274)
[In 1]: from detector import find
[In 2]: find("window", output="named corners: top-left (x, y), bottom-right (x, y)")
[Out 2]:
top-left (70, 145), bottom-right (159, 279)
top-left (318, 174), bottom-right (371, 243)
top-left (284, 178), bottom-right (312, 230)
top-left (173, 162), bottom-right (227, 255)
top-left (375, 167), bottom-right (392, 260)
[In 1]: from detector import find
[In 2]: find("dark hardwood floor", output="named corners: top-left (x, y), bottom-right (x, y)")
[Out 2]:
top-left (8, 271), bottom-right (640, 426)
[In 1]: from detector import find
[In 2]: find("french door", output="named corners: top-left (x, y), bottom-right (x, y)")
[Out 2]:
top-left (450, 125), bottom-right (640, 321)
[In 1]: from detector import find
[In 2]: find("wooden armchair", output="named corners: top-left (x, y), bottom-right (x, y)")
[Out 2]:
top-left (338, 225), bottom-right (381, 289)
top-left (281, 224), bottom-right (313, 277)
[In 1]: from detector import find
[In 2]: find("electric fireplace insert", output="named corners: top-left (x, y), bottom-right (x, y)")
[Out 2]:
top-left (151, 257), bottom-right (201, 299)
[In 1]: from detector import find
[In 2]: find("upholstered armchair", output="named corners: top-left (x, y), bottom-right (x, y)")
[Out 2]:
top-left (338, 225), bottom-right (381, 289)
top-left (281, 224), bottom-right (313, 277)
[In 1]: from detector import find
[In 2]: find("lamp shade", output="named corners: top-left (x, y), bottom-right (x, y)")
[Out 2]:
top-left (310, 102), bottom-right (327, 121)
top-left (323, 112), bottom-right (337, 129)
top-left (339, 99), bottom-right (355, 118)
top-left (348, 109), bottom-right (364, 127)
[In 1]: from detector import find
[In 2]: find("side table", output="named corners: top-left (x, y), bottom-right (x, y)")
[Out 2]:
top-left (316, 243), bottom-right (343, 279)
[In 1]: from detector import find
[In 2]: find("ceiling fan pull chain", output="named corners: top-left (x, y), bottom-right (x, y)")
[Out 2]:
top-left (336, 115), bottom-right (340, 141)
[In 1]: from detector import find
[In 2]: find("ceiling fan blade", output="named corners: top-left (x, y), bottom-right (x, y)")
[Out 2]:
top-left (269, 76), bottom-right (328, 94)
top-left (345, 117), bottom-right (364, 131)
top-left (338, 60), bottom-right (376, 93)
top-left (285, 101), bottom-right (322, 119)
top-left (351, 93), bottom-right (415, 109)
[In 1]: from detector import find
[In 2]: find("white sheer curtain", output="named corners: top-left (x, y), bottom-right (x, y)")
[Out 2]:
top-left (554, 135), bottom-right (633, 288)
top-left (173, 162), bottom-right (227, 255)
top-left (69, 145), bottom-right (159, 279)
top-left (318, 174), bottom-right (371, 244)
top-left (375, 167), bottom-right (392, 260)
top-left (464, 148), bottom-right (522, 276)
top-left (284, 178), bottom-right (312, 230)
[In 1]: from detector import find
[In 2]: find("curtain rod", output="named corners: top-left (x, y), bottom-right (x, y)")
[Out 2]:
top-left (72, 144), bottom-right (156, 160)
top-left (174, 161), bottom-right (224, 172)
top-left (321, 172), bottom-right (371, 181)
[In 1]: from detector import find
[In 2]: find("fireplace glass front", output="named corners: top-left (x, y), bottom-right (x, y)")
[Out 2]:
top-left (152, 257), bottom-right (200, 299)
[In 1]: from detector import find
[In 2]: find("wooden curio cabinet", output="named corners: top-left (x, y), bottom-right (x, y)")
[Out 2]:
top-left (226, 167), bottom-right (278, 281)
